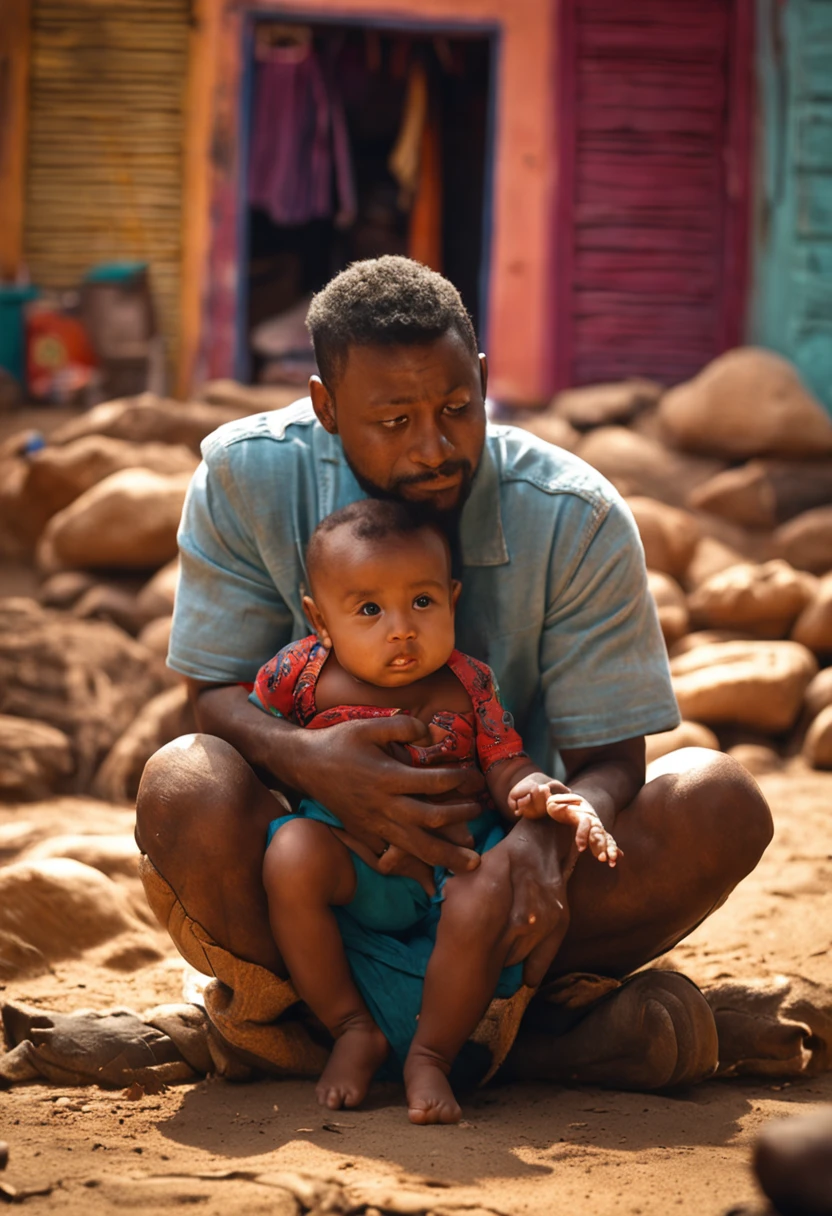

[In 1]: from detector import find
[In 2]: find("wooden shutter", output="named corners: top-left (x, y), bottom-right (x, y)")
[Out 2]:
top-left (23, 0), bottom-right (189, 380)
top-left (567, 0), bottom-right (735, 386)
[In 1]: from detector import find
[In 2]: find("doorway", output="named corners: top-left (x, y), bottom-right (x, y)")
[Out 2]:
top-left (240, 18), bottom-right (496, 386)
top-left (555, 0), bottom-right (753, 388)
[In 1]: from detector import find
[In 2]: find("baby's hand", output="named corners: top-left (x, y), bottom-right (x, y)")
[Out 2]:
top-left (507, 773), bottom-right (620, 867)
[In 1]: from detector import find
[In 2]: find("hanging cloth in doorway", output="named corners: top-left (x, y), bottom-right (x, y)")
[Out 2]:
top-left (248, 41), bottom-right (357, 228)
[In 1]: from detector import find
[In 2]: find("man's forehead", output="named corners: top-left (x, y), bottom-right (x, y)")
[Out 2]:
top-left (338, 332), bottom-right (478, 399)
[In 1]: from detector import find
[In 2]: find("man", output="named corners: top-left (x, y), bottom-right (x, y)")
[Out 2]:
top-left (137, 257), bottom-right (772, 1088)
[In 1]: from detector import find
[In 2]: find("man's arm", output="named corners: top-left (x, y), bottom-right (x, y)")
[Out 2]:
top-left (560, 735), bottom-right (646, 835)
top-left (187, 679), bottom-right (484, 872)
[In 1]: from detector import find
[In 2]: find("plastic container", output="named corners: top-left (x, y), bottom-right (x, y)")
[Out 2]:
top-left (0, 285), bottom-right (40, 385)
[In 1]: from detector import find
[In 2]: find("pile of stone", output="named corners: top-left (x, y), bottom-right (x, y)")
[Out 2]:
top-left (1, 352), bottom-right (831, 805)
top-left (514, 347), bottom-right (832, 777)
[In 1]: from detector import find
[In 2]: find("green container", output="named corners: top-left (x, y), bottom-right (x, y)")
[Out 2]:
top-left (0, 285), bottom-right (40, 385)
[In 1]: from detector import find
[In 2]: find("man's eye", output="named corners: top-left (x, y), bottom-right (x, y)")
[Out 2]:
top-left (444, 402), bottom-right (469, 416)
top-left (413, 594), bottom-right (432, 609)
top-left (359, 602), bottom-right (381, 616)
top-left (381, 415), bottom-right (407, 430)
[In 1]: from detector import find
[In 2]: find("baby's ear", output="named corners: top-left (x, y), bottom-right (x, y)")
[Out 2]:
top-left (450, 579), bottom-right (462, 610)
top-left (302, 594), bottom-right (331, 646)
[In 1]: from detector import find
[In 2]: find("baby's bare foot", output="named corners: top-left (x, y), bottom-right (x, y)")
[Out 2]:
top-left (404, 1050), bottom-right (462, 1125)
top-left (316, 1017), bottom-right (388, 1110)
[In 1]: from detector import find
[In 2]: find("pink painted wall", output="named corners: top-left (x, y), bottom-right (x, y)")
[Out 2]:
top-left (202, 0), bottom-right (560, 405)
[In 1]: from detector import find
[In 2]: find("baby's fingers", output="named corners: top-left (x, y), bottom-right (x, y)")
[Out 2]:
top-left (588, 822), bottom-right (621, 867)
top-left (544, 793), bottom-right (584, 828)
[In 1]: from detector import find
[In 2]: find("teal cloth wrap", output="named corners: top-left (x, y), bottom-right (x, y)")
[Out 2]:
top-left (266, 801), bottom-right (523, 1080)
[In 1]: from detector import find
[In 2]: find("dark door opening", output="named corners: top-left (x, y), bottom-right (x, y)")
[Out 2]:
top-left (242, 20), bottom-right (495, 387)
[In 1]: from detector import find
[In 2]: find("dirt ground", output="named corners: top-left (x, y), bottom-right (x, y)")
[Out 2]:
top-left (2, 765), bottom-right (832, 1215)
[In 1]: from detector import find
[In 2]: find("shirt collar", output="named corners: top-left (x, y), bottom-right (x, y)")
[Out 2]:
top-left (320, 423), bottom-right (508, 568)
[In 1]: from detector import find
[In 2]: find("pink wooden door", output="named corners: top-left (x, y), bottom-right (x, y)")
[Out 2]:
top-left (557, 0), bottom-right (752, 387)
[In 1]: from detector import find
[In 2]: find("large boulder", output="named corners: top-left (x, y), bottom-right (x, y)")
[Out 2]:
top-left (684, 536), bottom-right (747, 590)
top-left (199, 379), bottom-right (299, 414)
top-left (93, 685), bottom-right (193, 804)
top-left (137, 614), bottom-right (172, 659)
top-left (687, 560), bottom-right (816, 639)
top-left (549, 378), bottom-right (662, 430)
top-left (135, 558), bottom-right (179, 620)
top-left (37, 468), bottom-right (191, 572)
top-left (670, 629), bottom-right (754, 657)
top-left (0, 858), bottom-right (158, 979)
top-left (627, 497), bottom-right (701, 579)
top-left (509, 411), bottom-right (580, 452)
top-left (772, 506), bottom-right (832, 575)
top-left (658, 348), bottom-right (832, 459)
top-left (645, 721), bottom-right (720, 764)
top-left (0, 598), bottom-right (164, 789)
top-left (804, 667), bottom-right (832, 723)
top-left (576, 427), bottom-right (724, 507)
top-left (21, 435), bottom-right (197, 525)
top-left (669, 640), bottom-right (817, 733)
top-left (803, 704), bottom-right (832, 770)
top-left (0, 714), bottom-right (74, 801)
top-left (689, 459), bottom-right (832, 530)
top-left (647, 570), bottom-right (689, 645)
top-left (791, 573), bottom-right (832, 655)
top-left (49, 392), bottom-right (251, 455)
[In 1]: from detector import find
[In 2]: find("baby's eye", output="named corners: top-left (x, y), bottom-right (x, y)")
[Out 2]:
top-left (413, 594), bottom-right (433, 609)
top-left (359, 602), bottom-right (381, 617)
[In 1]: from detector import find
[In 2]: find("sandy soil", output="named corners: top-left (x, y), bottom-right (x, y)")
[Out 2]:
top-left (2, 766), bottom-right (832, 1216)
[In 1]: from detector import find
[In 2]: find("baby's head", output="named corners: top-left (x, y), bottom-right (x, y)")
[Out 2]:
top-left (303, 500), bottom-right (461, 688)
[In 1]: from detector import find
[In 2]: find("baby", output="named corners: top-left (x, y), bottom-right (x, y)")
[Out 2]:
top-left (254, 499), bottom-right (619, 1125)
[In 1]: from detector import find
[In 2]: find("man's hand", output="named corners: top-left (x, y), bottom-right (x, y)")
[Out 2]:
top-left (480, 817), bottom-right (571, 988)
top-left (294, 715), bottom-right (484, 874)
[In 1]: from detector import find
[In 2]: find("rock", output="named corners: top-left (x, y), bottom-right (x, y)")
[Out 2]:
top-left (684, 536), bottom-right (747, 590)
top-left (49, 392), bottom-right (251, 454)
top-left (804, 667), bottom-right (832, 723)
top-left (22, 834), bottom-right (140, 880)
top-left (727, 744), bottom-right (785, 777)
top-left (626, 497), bottom-right (701, 578)
top-left (647, 570), bottom-right (689, 645)
top-left (0, 797), bottom-right (136, 865)
top-left (772, 505), bottom-right (832, 575)
top-left (137, 614), bottom-right (172, 658)
top-left (37, 570), bottom-right (97, 609)
top-left (135, 558), bottom-right (179, 619)
top-left (0, 598), bottom-right (164, 789)
top-left (0, 714), bottom-right (74, 801)
top-left (755, 1109), bottom-right (832, 1216)
top-left (199, 379), bottom-right (299, 414)
top-left (689, 459), bottom-right (832, 530)
top-left (0, 858), bottom-right (152, 978)
top-left (658, 347), bottom-right (832, 459)
top-left (22, 435), bottom-right (198, 523)
top-left (37, 468), bottom-right (192, 572)
top-left (644, 721), bottom-right (720, 764)
top-left (71, 584), bottom-right (147, 635)
top-left (510, 411), bottom-right (580, 452)
top-left (92, 685), bottom-right (193, 804)
top-left (803, 704), bottom-right (832, 770)
top-left (0, 457), bottom-right (37, 556)
top-left (687, 560), bottom-right (816, 639)
top-left (669, 640), bottom-right (817, 733)
top-left (792, 573), bottom-right (832, 656)
top-left (576, 427), bottom-right (725, 507)
top-left (669, 629), bottom-right (754, 657)
top-left (549, 378), bottom-right (662, 430)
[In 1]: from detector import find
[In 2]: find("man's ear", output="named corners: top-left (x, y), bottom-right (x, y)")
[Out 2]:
top-left (478, 354), bottom-right (488, 401)
top-left (309, 375), bottom-right (337, 434)
top-left (450, 579), bottom-right (462, 610)
top-left (302, 593), bottom-right (332, 648)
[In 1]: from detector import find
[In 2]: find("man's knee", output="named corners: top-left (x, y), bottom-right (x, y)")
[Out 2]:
top-left (655, 746), bottom-right (774, 880)
top-left (136, 733), bottom-right (257, 858)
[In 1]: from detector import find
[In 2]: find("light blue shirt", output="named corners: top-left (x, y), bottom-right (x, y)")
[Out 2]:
top-left (169, 399), bottom-right (680, 771)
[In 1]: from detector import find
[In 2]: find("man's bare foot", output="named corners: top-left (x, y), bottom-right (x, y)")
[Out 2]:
top-left (403, 1050), bottom-right (462, 1125)
top-left (316, 1017), bottom-right (389, 1110)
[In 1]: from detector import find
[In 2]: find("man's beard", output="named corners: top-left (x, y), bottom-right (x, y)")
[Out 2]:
top-left (343, 452), bottom-right (473, 577)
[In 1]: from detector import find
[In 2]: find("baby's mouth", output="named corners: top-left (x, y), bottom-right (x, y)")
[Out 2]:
top-left (389, 654), bottom-right (418, 669)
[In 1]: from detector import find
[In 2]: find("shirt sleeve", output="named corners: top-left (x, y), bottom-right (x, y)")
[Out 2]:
top-left (167, 448), bottom-right (294, 683)
top-left (541, 496), bottom-right (681, 750)
top-left (253, 636), bottom-right (315, 718)
top-left (464, 656), bottom-right (528, 773)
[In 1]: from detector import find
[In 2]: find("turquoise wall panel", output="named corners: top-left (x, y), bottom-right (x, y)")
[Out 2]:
top-left (751, 0), bottom-right (832, 412)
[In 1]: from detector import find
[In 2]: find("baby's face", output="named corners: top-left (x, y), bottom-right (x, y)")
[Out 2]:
top-left (305, 528), bottom-right (459, 688)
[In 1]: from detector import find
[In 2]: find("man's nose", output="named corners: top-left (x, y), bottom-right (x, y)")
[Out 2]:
top-left (409, 420), bottom-right (453, 469)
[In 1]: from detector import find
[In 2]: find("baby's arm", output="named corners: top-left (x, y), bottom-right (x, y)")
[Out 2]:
top-left (487, 758), bottom-right (620, 867)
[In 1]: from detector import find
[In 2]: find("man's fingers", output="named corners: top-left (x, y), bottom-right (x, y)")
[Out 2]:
top-left (522, 926), bottom-right (567, 988)
top-left (379, 817), bottom-right (480, 873)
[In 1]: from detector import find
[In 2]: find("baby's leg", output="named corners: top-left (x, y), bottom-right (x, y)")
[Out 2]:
top-left (263, 817), bottom-right (388, 1109)
top-left (404, 860), bottom-right (513, 1125)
